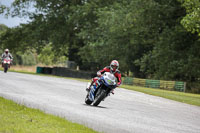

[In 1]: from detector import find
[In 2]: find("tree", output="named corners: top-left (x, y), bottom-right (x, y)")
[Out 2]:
top-left (177, 0), bottom-right (200, 36)
top-left (37, 44), bottom-right (67, 66)
top-left (8, 0), bottom-right (85, 65)
top-left (0, 24), bottom-right (8, 33)
top-left (1, 0), bottom-right (200, 92)
top-left (4, 0), bottom-right (120, 69)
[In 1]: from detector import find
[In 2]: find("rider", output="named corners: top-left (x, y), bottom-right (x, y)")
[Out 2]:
top-left (1, 49), bottom-right (13, 67)
top-left (86, 60), bottom-right (122, 94)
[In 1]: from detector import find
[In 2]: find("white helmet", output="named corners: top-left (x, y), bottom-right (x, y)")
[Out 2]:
top-left (5, 49), bottom-right (9, 53)
top-left (110, 60), bottom-right (119, 72)
top-left (5, 49), bottom-right (9, 52)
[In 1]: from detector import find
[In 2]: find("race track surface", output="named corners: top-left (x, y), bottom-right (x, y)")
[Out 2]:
top-left (0, 71), bottom-right (200, 133)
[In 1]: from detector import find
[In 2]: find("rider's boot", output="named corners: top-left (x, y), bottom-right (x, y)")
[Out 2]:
top-left (86, 77), bottom-right (99, 92)
top-left (86, 82), bottom-right (93, 92)
top-left (111, 89), bottom-right (115, 95)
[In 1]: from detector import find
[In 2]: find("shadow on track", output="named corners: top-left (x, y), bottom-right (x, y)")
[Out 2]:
top-left (83, 104), bottom-right (107, 109)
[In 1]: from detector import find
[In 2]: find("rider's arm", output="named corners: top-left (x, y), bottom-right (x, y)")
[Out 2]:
top-left (9, 53), bottom-right (13, 60)
top-left (98, 66), bottom-right (109, 74)
top-left (115, 71), bottom-right (122, 87)
top-left (1, 54), bottom-right (4, 61)
top-left (97, 66), bottom-right (109, 77)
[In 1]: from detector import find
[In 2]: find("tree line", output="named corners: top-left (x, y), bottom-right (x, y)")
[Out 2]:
top-left (0, 0), bottom-right (199, 92)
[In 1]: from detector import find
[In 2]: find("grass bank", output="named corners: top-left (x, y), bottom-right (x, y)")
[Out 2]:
top-left (9, 65), bottom-right (37, 72)
top-left (0, 97), bottom-right (97, 133)
top-left (122, 85), bottom-right (200, 106)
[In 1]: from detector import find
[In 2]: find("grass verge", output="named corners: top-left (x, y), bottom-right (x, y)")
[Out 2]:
top-left (122, 85), bottom-right (200, 106)
top-left (0, 97), bottom-right (97, 133)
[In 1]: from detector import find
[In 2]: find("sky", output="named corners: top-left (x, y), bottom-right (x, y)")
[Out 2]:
top-left (0, 0), bottom-right (29, 27)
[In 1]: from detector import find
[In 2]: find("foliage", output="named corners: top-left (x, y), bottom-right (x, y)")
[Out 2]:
top-left (136, 26), bottom-right (200, 81)
top-left (0, 0), bottom-right (199, 92)
top-left (0, 24), bottom-right (8, 33)
top-left (0, 3), bottom-right (7, 14)
top-left (37, 44), bottom-right (67, 66)
top-left (178, 0), bottom-right (200, 36)
top-left (13, 51), bottom-right (37, 66)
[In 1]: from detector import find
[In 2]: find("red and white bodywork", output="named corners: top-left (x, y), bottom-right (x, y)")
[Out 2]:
top-left (3, 58), bottom-right (11, 65)
top-left (3, 57), bottom-right (11, 73)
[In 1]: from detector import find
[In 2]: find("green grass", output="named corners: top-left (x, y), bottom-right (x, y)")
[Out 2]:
top-left (0, 97), bottom-right (98, 133)
top-left (122, 85), bottom-right (200, 106)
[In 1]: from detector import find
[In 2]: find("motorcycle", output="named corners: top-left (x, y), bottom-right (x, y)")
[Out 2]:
top-left (85, 72), bottom-right (117, 106)
top-left (3, 57), bottom-right (11, 73)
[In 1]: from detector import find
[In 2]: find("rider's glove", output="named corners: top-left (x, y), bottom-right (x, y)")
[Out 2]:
top-left (97, 71), bottom-right (101, 77)
top-left (117, 83), bottom-right (121, 87)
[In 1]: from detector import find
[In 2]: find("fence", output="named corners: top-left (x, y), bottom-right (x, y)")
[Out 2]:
top-left (123, 77), bottom-right (186, 92)
top-left (36, 66), bottom-right (186, 92)
top-left (36, 66), bottom-right (95, 79)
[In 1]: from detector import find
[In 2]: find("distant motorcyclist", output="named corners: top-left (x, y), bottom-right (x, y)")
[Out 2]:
top-left (1, 49), bottom-right (13, 67)
top-left (86, 60), bottom-right (122, 94)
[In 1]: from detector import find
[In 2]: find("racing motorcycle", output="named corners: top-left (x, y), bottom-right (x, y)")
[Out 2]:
top-left (85, 72), bottom-right (117, 106)
top-left (3, 57), bottom-right (11, 73)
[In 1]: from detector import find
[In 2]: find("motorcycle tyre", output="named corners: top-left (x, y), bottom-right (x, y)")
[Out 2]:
top-left (93, 89), bottom-right (106, 106)
top-left (85, 94), bottom-right (93, 105)
top-left (4, 64), bottom-right (8, 73)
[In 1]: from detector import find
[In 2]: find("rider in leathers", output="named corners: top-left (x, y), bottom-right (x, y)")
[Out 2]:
top-left (1, 49), bottom-right (13, 67)
top-left (86, 60), bottom-right (122, 94)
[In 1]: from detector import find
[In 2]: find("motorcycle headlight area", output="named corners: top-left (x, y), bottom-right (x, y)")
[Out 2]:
top-left (105, 78), bottom-right (115, 85)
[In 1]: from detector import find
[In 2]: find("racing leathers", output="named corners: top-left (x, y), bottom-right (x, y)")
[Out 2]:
top-left (87, 66), bottom-right (122, 94)
top-left (97, 66), bottom-right (122, 86)
top-left (1, 53), bottom-right (13, 67)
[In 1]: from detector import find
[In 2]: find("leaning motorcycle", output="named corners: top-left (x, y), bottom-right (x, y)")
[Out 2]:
top-left (3, 57), bottom-right (11, 73)
top-left (85, 72), bottom-right (117, 106)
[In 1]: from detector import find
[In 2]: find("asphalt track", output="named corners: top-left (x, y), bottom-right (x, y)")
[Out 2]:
top-left (0, 71), bottom-right (200, 133)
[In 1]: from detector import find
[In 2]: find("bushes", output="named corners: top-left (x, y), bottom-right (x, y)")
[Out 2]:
top-left (37, 45), bottom-right (67, 66)
top-left (186, 82), bottom-right (200, 94)
top-left (21, 52), bottom-right (37, 66)
top-left (1, 45), bottom-right (67, 66)
top-left (13, 51), bottom-right (37, 66)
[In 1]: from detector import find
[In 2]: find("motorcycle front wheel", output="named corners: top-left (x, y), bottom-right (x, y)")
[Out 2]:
top-left (85, 94), bottom-right (93, 105)
top-left (93, 89), bottom-right (106, 106)
top-left (4, 64), bottom-right (8, 73)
